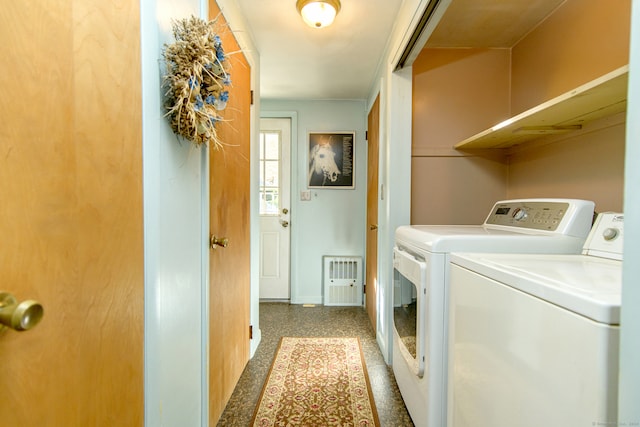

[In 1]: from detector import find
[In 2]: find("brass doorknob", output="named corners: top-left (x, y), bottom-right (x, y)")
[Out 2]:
top-left (210, 235), bottom-right (229, 249)
top-left (0, 292), bottom-right (44, 332)
top-left (369, 224), bottom-right (378, 230)
top-left (281, 220), bottom-right (289, 228)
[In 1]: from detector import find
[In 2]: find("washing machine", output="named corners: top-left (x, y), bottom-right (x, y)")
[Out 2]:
top-left (447, 212), bottom-right (623, 427)
top-left (392, 199), bottom-right (595, 427)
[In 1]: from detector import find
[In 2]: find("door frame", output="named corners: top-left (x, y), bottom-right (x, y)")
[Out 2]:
top-left (261, 111), bottom-right (298, 302)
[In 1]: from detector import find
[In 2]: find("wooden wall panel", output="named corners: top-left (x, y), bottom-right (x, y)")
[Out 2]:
top-left (412, 48), bottom-right (511, 151)
top-left (208, 1), bottom-right (252, 423)
top-left (411, 48), bottom-right (509, 224)
top-left (411, 2), bottom-right (630, 224)
top-left (410, 156), bottom-right (507, 225)
top-left (507, 116), bottom-right (626, 213)
top-left (0, 0), bottom-right (143, 425)
top-left (508, 0), bottom-right (629, 213)
top-left (511, 0), bottom-right (631, 114)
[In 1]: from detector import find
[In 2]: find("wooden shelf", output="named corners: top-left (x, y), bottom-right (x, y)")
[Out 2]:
top-left (454, 66), bottom-right (629, 150)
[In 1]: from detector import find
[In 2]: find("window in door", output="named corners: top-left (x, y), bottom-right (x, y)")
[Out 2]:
top-left (259, 131), bottom-right (281, 215)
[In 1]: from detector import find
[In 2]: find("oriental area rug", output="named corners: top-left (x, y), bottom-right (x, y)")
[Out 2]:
top-left (251, 337), bottom-right (380, 427)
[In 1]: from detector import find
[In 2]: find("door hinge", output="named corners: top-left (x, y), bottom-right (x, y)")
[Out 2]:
top-left (365, 130), bottom-right (368, 141)
top-left (363, 284), bottom-right (366, 294)
top-left (249, 325), bottom-right (253, 339)
top-left (250, 90), bottom-right (254, 105)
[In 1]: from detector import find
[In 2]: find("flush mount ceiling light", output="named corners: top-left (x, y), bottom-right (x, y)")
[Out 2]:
top-left (296, 0), bottom-right (341, 28)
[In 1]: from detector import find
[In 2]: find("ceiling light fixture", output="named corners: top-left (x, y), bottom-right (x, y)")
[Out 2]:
top-left (296, 0), bottom-right (341, 29)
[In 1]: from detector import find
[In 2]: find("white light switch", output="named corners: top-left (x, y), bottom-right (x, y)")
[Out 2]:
top-left (300, 190), bottom-right (311, 201)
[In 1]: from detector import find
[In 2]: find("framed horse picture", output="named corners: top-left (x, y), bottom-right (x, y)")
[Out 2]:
top-left (307, 131), bottom-right (355, 189)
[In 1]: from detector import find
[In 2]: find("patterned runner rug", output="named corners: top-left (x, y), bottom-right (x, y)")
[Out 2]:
top-left (251, 337), bottom-right (380, 426)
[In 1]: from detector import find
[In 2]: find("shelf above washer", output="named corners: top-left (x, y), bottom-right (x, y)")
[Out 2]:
top-left (454, 65), bottom-right (629, 150)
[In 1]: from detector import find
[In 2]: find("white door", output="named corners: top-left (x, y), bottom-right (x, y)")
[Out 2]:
top-left (259, 118), bottom-right (291, 299)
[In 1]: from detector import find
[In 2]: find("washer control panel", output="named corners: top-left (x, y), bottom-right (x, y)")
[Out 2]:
top-left (485, 201), bottom-right (571, 231)
top-left (583, 212), bottom-right (624, 259)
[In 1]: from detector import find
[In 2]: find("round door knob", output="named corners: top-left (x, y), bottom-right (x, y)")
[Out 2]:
top-left (210, 235), bottom-right (229, 249)
top-left (0, 292), bottom-right (44, 332)
top-left (369, 224), bottom-right (378, 230)
top-left (281, 220), bottom-right (289, 228)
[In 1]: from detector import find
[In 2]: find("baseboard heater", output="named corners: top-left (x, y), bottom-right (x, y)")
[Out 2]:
top-left (323, 256), bottom-right (363, 306)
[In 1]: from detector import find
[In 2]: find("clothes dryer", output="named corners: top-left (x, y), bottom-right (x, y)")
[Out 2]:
top-left (392, 199), bottom-right (595, 427)
top-left (447, 212), bottom-right (623, 427)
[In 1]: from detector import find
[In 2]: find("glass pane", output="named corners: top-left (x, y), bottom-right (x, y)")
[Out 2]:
top-left (259, 133), bottom-right (265, 158)
top-left (264, 160), bottom-right (279, 187)
top-left (258, 129), bottom-right (281, 215)
top-left (259, 161), bottom-right (264, 186)
top-left (268, 190), bottom-right (279, 214)
top-left (259, 189), bottom-right (267, 214)
top-left (393, 270), bottom-right (418, 359)
top-left (264, 132), bottom-right (280, 159)
top-left (260, 188), bottom-right (279, 215)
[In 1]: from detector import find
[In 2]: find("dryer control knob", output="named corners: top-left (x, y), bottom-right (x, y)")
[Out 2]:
top-left (512, 208), bottom-right (528, 221)
top-left (603, 227), bottom-right (619, 241)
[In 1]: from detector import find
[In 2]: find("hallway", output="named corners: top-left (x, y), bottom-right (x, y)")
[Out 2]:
top-left (217, 303), bottom-right (414, 426)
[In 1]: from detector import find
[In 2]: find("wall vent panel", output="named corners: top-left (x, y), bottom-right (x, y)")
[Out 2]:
top-left (323, 256), bottom-right (363, 306)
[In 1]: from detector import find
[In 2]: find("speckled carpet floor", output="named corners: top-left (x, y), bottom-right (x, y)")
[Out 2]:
top-left (217, 302), bottom-right (414, 426)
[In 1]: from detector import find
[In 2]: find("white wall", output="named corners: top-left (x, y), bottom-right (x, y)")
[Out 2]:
top-left (261, 100), bottom-right (368, 304)
top-left (365, 0), bottom-right (450, 363)
top-left (619, 0), bottom-right (640, 421)
top-left (141, 0), bottom-right (261, 425)
top-left (141, 0), bottom-right (208, 425)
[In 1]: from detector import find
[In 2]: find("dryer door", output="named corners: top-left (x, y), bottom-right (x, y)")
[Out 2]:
top-left (393, 247), bottom-right (427, 377)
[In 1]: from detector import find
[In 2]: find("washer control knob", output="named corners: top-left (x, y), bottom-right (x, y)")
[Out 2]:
top-left (602, 227), bottom-right (619, 241)
top-left (512, 208), bottom-right (528, 221)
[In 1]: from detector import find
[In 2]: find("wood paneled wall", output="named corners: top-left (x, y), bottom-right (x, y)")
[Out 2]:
top-left (411, 48), bottom-right (510, 224)
top-left (511, 0), bottom-right (631, 115)
top-left (411, 0), bottom-right (630, 223)
top-left (412, 48), bottom-right (511, 152)
top-left (507, 0), bottom-right (630, 212)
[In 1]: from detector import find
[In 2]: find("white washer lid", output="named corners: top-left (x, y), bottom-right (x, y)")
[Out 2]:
top-left (395, 225), bottom-right (585, 254)
top-left (451, 252), bottom-right (622, 324)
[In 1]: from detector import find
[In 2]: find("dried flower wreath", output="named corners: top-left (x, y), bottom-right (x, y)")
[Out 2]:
top-left (162, 15), bottom-right (231, 148)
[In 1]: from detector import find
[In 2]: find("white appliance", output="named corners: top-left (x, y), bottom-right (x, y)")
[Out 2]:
top-left (392, 199), bottom-right (595, 427)
top-left (447, 212), bottom-right (624, 427)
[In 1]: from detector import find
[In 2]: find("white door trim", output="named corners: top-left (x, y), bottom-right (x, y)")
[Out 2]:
top-left (261, 111), bottom-right (298, 302)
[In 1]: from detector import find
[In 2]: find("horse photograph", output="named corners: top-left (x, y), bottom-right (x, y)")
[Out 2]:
top-left (307, 132), bottom-right (355, 188)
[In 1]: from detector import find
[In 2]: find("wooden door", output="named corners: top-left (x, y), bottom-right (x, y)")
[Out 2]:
top-left (0, 0), bottom-right (144, 425)
top-left (366, 95), bottom-right (381, 332)
top-left (208, 2), bottom-right (252, 423)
